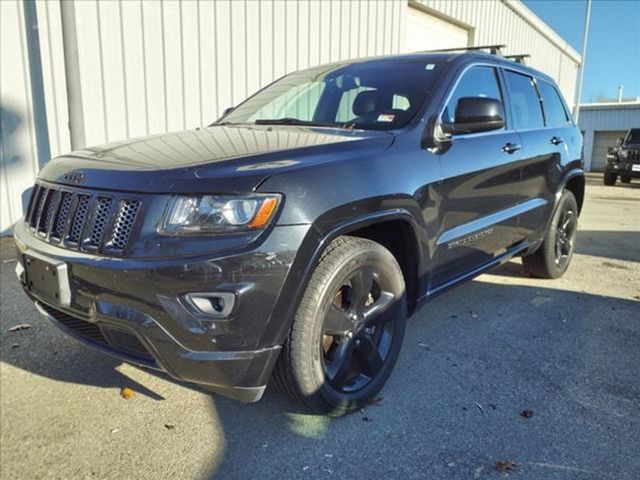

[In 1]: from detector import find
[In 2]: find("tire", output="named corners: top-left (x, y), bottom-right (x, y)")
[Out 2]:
top-left (522, 190), bottom-right (578, 279)
top-left (273, 236), bottom-right (407, 416)
top-left (603, 170), bottom-right (617, 186)
top-left (621, 174), bottom-right (631, 184)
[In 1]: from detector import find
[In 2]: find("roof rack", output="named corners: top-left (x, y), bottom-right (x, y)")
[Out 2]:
top-left (505, 54), bottom-right (530, 65)
top-left (418, 44), bottom-right (507, 56)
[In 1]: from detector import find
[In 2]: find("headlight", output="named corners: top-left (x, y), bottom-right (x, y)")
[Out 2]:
top-left (619, 150), bottom-right (628, 159)
top-left (159, 194), bottom-right (280, 235)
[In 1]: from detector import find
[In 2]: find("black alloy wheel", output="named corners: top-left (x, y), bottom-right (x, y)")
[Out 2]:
top-left (273, 236), bottom-right (406, 416)
top-left (554, 206), bottom-right (577, 269)
top-left (321, 266), bottom-right (399, 393)
top-left (522, 189), bottom-right (578, 279)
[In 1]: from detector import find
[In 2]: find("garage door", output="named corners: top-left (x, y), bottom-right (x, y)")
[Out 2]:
top-left (592, 131), bottom-right (627, 171)
top-left (403, 6), bottom-right (470, 52)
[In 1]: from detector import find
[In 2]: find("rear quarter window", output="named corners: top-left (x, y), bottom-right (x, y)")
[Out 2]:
top-left (538, 80), bottom-right (570, 128)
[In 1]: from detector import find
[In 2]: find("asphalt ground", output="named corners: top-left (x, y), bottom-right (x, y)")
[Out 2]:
top-left (1, 173), bottom-right (639, 479)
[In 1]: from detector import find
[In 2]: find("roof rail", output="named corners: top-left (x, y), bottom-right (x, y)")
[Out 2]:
top-left (417, 44), bottom-right (507, 56)
top-left (505, 54), bottom-right (531, 65)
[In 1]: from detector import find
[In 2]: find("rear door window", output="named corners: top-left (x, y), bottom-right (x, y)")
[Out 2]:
top-left (538, 80), bottom-right (570, 127)
top-left (504, 70), bottom-right (544, 130)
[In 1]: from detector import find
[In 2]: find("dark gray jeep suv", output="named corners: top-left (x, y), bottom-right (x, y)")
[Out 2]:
top-left (604, 128), bottom-right (640, 185)
top-left (15, 51), bottom-right (584, 415)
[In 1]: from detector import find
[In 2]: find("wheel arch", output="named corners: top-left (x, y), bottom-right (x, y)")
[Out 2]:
top-left (564, 170), bottom-right (585, 214)
top-left (262, 208), bottom-right (426, 349)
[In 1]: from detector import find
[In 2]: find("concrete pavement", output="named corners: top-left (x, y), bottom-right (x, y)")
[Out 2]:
top-left (1, 174), bottom-right (639, 479)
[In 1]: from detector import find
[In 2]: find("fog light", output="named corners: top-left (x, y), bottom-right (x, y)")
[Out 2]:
top-left (184, 292), bottom-right (235, 318)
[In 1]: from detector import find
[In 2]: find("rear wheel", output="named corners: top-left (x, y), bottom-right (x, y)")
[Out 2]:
top-left (273, 236), bottom-right (406, 416)
top-left (522, 190), bottom-right (578, 279)
top-left (621, 174), bottom-right (631, 183)
top-left (603, 170), bottom-right (617, 186)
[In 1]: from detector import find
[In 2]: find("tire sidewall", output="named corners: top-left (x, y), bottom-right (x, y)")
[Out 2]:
top-left (542, 191), bottom-right (578, 278)
top-left (298, 240), bottom-right (407, 414)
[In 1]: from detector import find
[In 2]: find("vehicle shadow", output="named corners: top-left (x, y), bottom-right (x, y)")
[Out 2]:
top-left (207, 277), bottom-right (640, 479)
top-left (576, 230), bottom-right (640, 263)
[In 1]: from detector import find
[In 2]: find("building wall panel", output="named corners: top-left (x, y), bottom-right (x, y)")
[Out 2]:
top-left (1, 0), bottom-right (582, 234)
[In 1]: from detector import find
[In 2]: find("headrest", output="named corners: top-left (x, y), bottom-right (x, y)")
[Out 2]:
top-left (352, 90), bottom-right (379, 117)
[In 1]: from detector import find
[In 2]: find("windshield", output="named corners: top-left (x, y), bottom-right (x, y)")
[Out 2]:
top-left (624, 129), bottom-right (640, 145)
top-left (221, 59), bottom-right (443, 130)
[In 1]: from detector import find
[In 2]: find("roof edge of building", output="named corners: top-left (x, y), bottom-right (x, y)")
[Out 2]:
top-left (579, 102), bottom-right (640, 110)
top-left (503, 0), bottom-right (582, 64)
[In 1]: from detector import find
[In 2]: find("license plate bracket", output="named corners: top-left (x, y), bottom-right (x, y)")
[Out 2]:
top-left (24, 253), bottom-right (71, 307)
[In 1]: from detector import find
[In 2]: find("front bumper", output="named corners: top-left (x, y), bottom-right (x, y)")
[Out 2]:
top-left (14, 221), bottom-right (310, 402)
top-left (607, 160), bottom-right (640, 177)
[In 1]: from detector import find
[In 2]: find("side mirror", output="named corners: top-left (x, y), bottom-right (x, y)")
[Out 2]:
top-left (223, 106), bottom-right (235, 116)
top-left (441, 97), bottom-right (505, 135)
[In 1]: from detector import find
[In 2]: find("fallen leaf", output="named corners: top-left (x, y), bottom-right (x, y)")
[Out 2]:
top-left (450, 314), bottom-right (459, 319)
top-left (164, 424), bottom-right (175, 430)
top-left (361, 416), bottom-right (372, 422)
top-left (120, 387), bottom-right (135, 399)
top-left (11, 344), bottom-right (19, 349)
top-left (417, 341), bottom-right (430, 349)
top-left (495, 460), bottom-right (516, 472)
top-left (8, 323), bottom-right (31, 332)
top-left (110, 428), bottom-right (119, 434)
top-left (520, 409), bottom-right (534, 419)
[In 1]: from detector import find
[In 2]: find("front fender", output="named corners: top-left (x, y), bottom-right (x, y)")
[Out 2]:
top-left (258, 204), bottom-right (426, 348)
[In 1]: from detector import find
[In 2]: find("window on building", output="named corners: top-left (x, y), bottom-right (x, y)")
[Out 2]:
top-left (504, 70), bottom-right (544, 130)
top-left (442, 66), bottom-right (504, 125)
top-left (538, 80), bottom-right (569, 127)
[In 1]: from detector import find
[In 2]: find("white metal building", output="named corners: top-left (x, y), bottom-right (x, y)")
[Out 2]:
top-left (1, 0), bottom-right (581, 234)
top-left (578, 102), bottom-right (640, 171)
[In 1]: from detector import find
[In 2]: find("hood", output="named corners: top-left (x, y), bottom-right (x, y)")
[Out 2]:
top-left (38, 125), bottom-right (394, 193)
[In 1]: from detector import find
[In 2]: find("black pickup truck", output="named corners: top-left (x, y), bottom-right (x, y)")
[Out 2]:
top-left (604, 128), bottom-right (640, 185)
top-left (15, 51), bottom-right (584, 415)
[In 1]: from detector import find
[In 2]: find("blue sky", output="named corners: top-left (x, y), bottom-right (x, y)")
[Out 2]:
top-left (523, 0), bottom-right (640, 103)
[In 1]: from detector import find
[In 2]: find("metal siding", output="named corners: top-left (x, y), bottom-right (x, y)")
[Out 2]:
top-left (415, 0), bottom-right (579, 103)
top-left (578, 105), bottom-right (640, 170)
top-left (1, 0), bottom-right (40, 234)
top-left (1, 0), bottom-right (583, 234)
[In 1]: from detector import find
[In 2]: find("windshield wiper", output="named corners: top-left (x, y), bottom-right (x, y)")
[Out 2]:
top-left (253, 118), bottom-right (341, 128)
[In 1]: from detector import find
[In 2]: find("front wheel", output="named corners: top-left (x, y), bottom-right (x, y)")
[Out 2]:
top-left (273, 236), bottom-right (407, 416)
top-left (603, 170), bottom-right (617, 186)
top-left (522, 190), bottom-right (578, 279)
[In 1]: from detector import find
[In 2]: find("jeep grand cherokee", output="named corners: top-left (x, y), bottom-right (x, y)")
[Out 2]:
top-left (15, 52), bottom-right (584, 415)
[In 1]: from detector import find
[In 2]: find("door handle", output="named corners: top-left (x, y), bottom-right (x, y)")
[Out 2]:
top-left (502, 142), bottom-right (521, 154)
top-left (550, 136), bottom-right (564, 145)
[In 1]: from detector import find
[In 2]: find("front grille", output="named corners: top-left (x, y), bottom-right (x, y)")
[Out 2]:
top-left (39, 302), bottom-right (154, 362)
top-left (25, 183), bottom-right (141, 255)
top-left (40, 302), bottom-right (108, 345)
